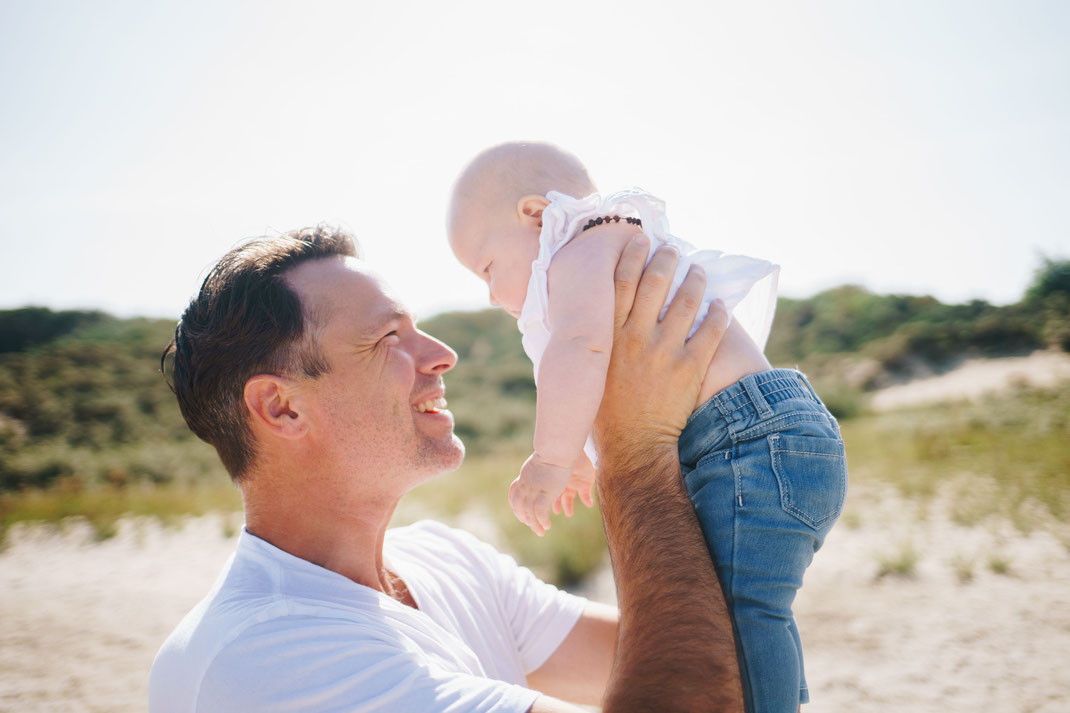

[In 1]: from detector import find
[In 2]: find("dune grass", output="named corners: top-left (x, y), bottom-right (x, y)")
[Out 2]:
top-left (842, 383), bottom-right (1070, 532)
top-left (0, 480), bottom-right (241, 544)
top-left (875, 541), bottom-right (919, 580)
top-left (4, 382), bottom-right (1068, 583)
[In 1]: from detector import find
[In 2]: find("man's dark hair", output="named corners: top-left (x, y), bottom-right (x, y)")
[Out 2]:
top-left (162, 225), bottom-right (359, 482)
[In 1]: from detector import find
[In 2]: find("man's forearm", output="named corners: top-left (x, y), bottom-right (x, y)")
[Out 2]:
top-left (598, 442), bottom-right (743, 713)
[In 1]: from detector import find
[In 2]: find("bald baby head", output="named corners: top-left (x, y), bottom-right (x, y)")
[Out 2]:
top-left (447, 142), bottom-right (596, 236)
top-left (447, 142), bottom-right (597, 316)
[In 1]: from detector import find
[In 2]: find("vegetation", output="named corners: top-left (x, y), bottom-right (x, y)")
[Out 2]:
top-left (875, 541), bottom-right (919, 580)
top-left (767, 257), bottom-right (1070, 406)
top-left (1, 258), bottom-right (1067, 583)
top-left (988, 555), bottom-right (1012, 576)
top-left (950, 554), bottom-right (975, 584)
top-left (839, 383), bottom-right (1070, 529)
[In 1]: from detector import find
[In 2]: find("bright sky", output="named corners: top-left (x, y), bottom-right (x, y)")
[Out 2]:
top-left (1, 1), bottom-right (1067, 320)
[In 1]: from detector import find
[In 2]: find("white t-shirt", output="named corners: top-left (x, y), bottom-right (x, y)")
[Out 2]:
top-left (149, 520), bottom-right (587, 713)
top-left (518, 188), bottom-right (780, 463)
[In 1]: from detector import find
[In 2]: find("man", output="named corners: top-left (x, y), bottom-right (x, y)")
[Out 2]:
top-left (150, 225), bottom-right (742, 712)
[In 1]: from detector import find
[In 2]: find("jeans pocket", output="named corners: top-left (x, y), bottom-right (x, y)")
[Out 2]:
top-left (768, 433), bottom-right (848, 530)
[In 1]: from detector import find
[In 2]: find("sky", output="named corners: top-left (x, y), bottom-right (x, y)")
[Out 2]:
top-left (1, 0), bottom-right (1067, 321)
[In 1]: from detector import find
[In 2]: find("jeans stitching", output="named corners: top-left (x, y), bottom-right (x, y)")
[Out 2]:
top-left (733, 412), bottom-right (828, 441)
top-left (720, 388), bottom-right (811, 419)
top-left (771, 438), bottom-right (847, 529)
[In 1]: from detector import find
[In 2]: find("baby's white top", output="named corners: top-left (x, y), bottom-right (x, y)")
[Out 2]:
top-left (517, 189), bottom-right (780, 462)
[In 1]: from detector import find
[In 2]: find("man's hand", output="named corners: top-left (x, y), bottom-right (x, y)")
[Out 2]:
top-left (593, 234), bottom-right (728, 463)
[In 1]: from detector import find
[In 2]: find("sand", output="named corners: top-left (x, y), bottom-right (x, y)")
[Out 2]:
top-left (0, 515), bottom-right (242, 713)
top-left (3, 354), bottom-right (1069, 712)
top-left (869, 350), bottom-right (1070, 411)
top-left (2, 491), bottom-right (1068, 713)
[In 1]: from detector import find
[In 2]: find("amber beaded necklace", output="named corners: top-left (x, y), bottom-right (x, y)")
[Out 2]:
top-left (581, 215), bottom-right (642, 232)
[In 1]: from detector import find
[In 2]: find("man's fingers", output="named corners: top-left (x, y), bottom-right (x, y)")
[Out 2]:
top-left (687, 298), bottom-right (730, 367)
top-left (629, 244), bottom-right (679, 329)
top-left (612, 233), bottom-right (651, 332)
top-left (661, 264), bottom-right (706, 342)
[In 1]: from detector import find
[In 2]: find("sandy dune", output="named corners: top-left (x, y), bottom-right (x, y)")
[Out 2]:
top-left (869, 350), bottom-right (1070, 411)
top-left (2, 489), bottom-right (1069, 713)
top-left (3, 355), bottom-right (1069, 711)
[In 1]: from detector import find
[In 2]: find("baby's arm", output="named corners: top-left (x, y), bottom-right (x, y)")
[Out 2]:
top-left (510, 229), bottom-right (623, 535)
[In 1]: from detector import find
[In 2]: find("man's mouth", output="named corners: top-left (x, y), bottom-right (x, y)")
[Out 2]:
top-left (414, 397), bottom-right (448, 414)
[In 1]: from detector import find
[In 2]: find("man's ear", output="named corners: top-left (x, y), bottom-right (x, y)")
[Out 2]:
top-left (243, 375), bottom-right (307, 440)
top-left (516, 195), bottom-right (550, 228)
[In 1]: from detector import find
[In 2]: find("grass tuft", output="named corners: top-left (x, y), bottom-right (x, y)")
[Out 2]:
top-left (950, 554), bottom-right (975, 584)
top-left (988, 555), bottom-right (1012, 576)
top-left (876, 542), bottom-right (919, 580)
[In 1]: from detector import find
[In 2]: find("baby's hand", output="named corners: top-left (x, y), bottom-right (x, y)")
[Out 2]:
top-left (509, 452), bottom-right (572, 536)
top-left (553, 453), bottom-right (597, 518)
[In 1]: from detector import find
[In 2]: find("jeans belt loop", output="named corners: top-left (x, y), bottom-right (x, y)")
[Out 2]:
top-left (794, 370), bottom-right (821, 403)
top-left (741, 373), bottom-right (773, 417)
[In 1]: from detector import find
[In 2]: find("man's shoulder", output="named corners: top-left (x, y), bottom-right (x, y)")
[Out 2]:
top-left (148, 530), bottom-right (383, 712)
top-left (147, 543), bottom-right (287, 711)
top-left (386, 519), bottom-right (529, 603)
top-left (387, 519), bottom-right (518, 574)
top-left (387, 519), bottom-right (497, 557)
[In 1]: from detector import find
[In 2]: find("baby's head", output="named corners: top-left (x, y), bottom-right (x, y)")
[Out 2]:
top-left (448, 142), bottom-right (595, 317)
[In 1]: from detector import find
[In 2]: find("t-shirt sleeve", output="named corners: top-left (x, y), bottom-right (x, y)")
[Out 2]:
top-left (195, 618), bottom-right (540, 713)
top-left (442, 525), bottom-right (588, 674)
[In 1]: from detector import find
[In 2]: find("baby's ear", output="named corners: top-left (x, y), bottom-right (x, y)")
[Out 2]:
top-left (517, 195), bottom-right (550, 227)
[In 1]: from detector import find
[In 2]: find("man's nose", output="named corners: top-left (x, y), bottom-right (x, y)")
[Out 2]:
top-left (415, 331), bottom-right (458, 374)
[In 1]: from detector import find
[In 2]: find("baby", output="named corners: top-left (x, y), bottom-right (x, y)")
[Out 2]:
top-left (448, 142), bottom-right (847, 712)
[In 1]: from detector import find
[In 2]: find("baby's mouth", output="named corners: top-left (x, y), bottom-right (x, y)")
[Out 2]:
top-left (414, 397), bottom-right (448, 414)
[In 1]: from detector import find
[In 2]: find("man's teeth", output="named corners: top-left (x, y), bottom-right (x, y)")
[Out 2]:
top-left (415, 397), bottom-right (448, 413)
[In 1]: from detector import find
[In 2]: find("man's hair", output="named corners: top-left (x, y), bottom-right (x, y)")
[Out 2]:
top-left (162, 225), bottom-right (359, 482)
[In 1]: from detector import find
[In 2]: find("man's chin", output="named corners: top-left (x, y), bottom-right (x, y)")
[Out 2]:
top-left (441, 435), bottom-right (466, 472)
top-left (414, 436), bottom-right (465, 476)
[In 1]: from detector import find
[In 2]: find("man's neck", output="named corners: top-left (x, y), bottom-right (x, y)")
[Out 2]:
top-left (241, 470), bottom-right (403, 596)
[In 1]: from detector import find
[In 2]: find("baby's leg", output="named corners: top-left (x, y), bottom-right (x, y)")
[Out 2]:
top-left (680, 373), bottom-right (847, 713)
top-left (685, 440), bottom-right (826, 713)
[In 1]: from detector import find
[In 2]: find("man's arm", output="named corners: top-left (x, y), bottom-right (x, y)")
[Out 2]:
top-left (530, 235), bottom-right (743, 713)
top-left (525, 601), bottom-right (618, 706)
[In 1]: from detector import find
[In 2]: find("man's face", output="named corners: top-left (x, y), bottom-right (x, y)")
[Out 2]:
top-left (285, 256), bottom-right (464, 489)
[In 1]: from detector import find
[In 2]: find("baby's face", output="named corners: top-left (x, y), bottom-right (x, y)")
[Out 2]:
top-left (449, 207), bottom-right (539, 318)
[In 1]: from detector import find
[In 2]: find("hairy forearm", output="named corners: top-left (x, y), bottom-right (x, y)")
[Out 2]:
top-left (533, 337), bottom-right (610, 467)
top-left (598, 442), bottom-right (743, 713)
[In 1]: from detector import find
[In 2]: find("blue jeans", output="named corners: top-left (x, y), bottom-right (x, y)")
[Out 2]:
top-left (679, 369), bottom-right (847, 713)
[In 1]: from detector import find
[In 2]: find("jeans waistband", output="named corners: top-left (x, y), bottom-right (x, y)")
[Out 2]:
top-left (679, 369), bottom-right (824, 462)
